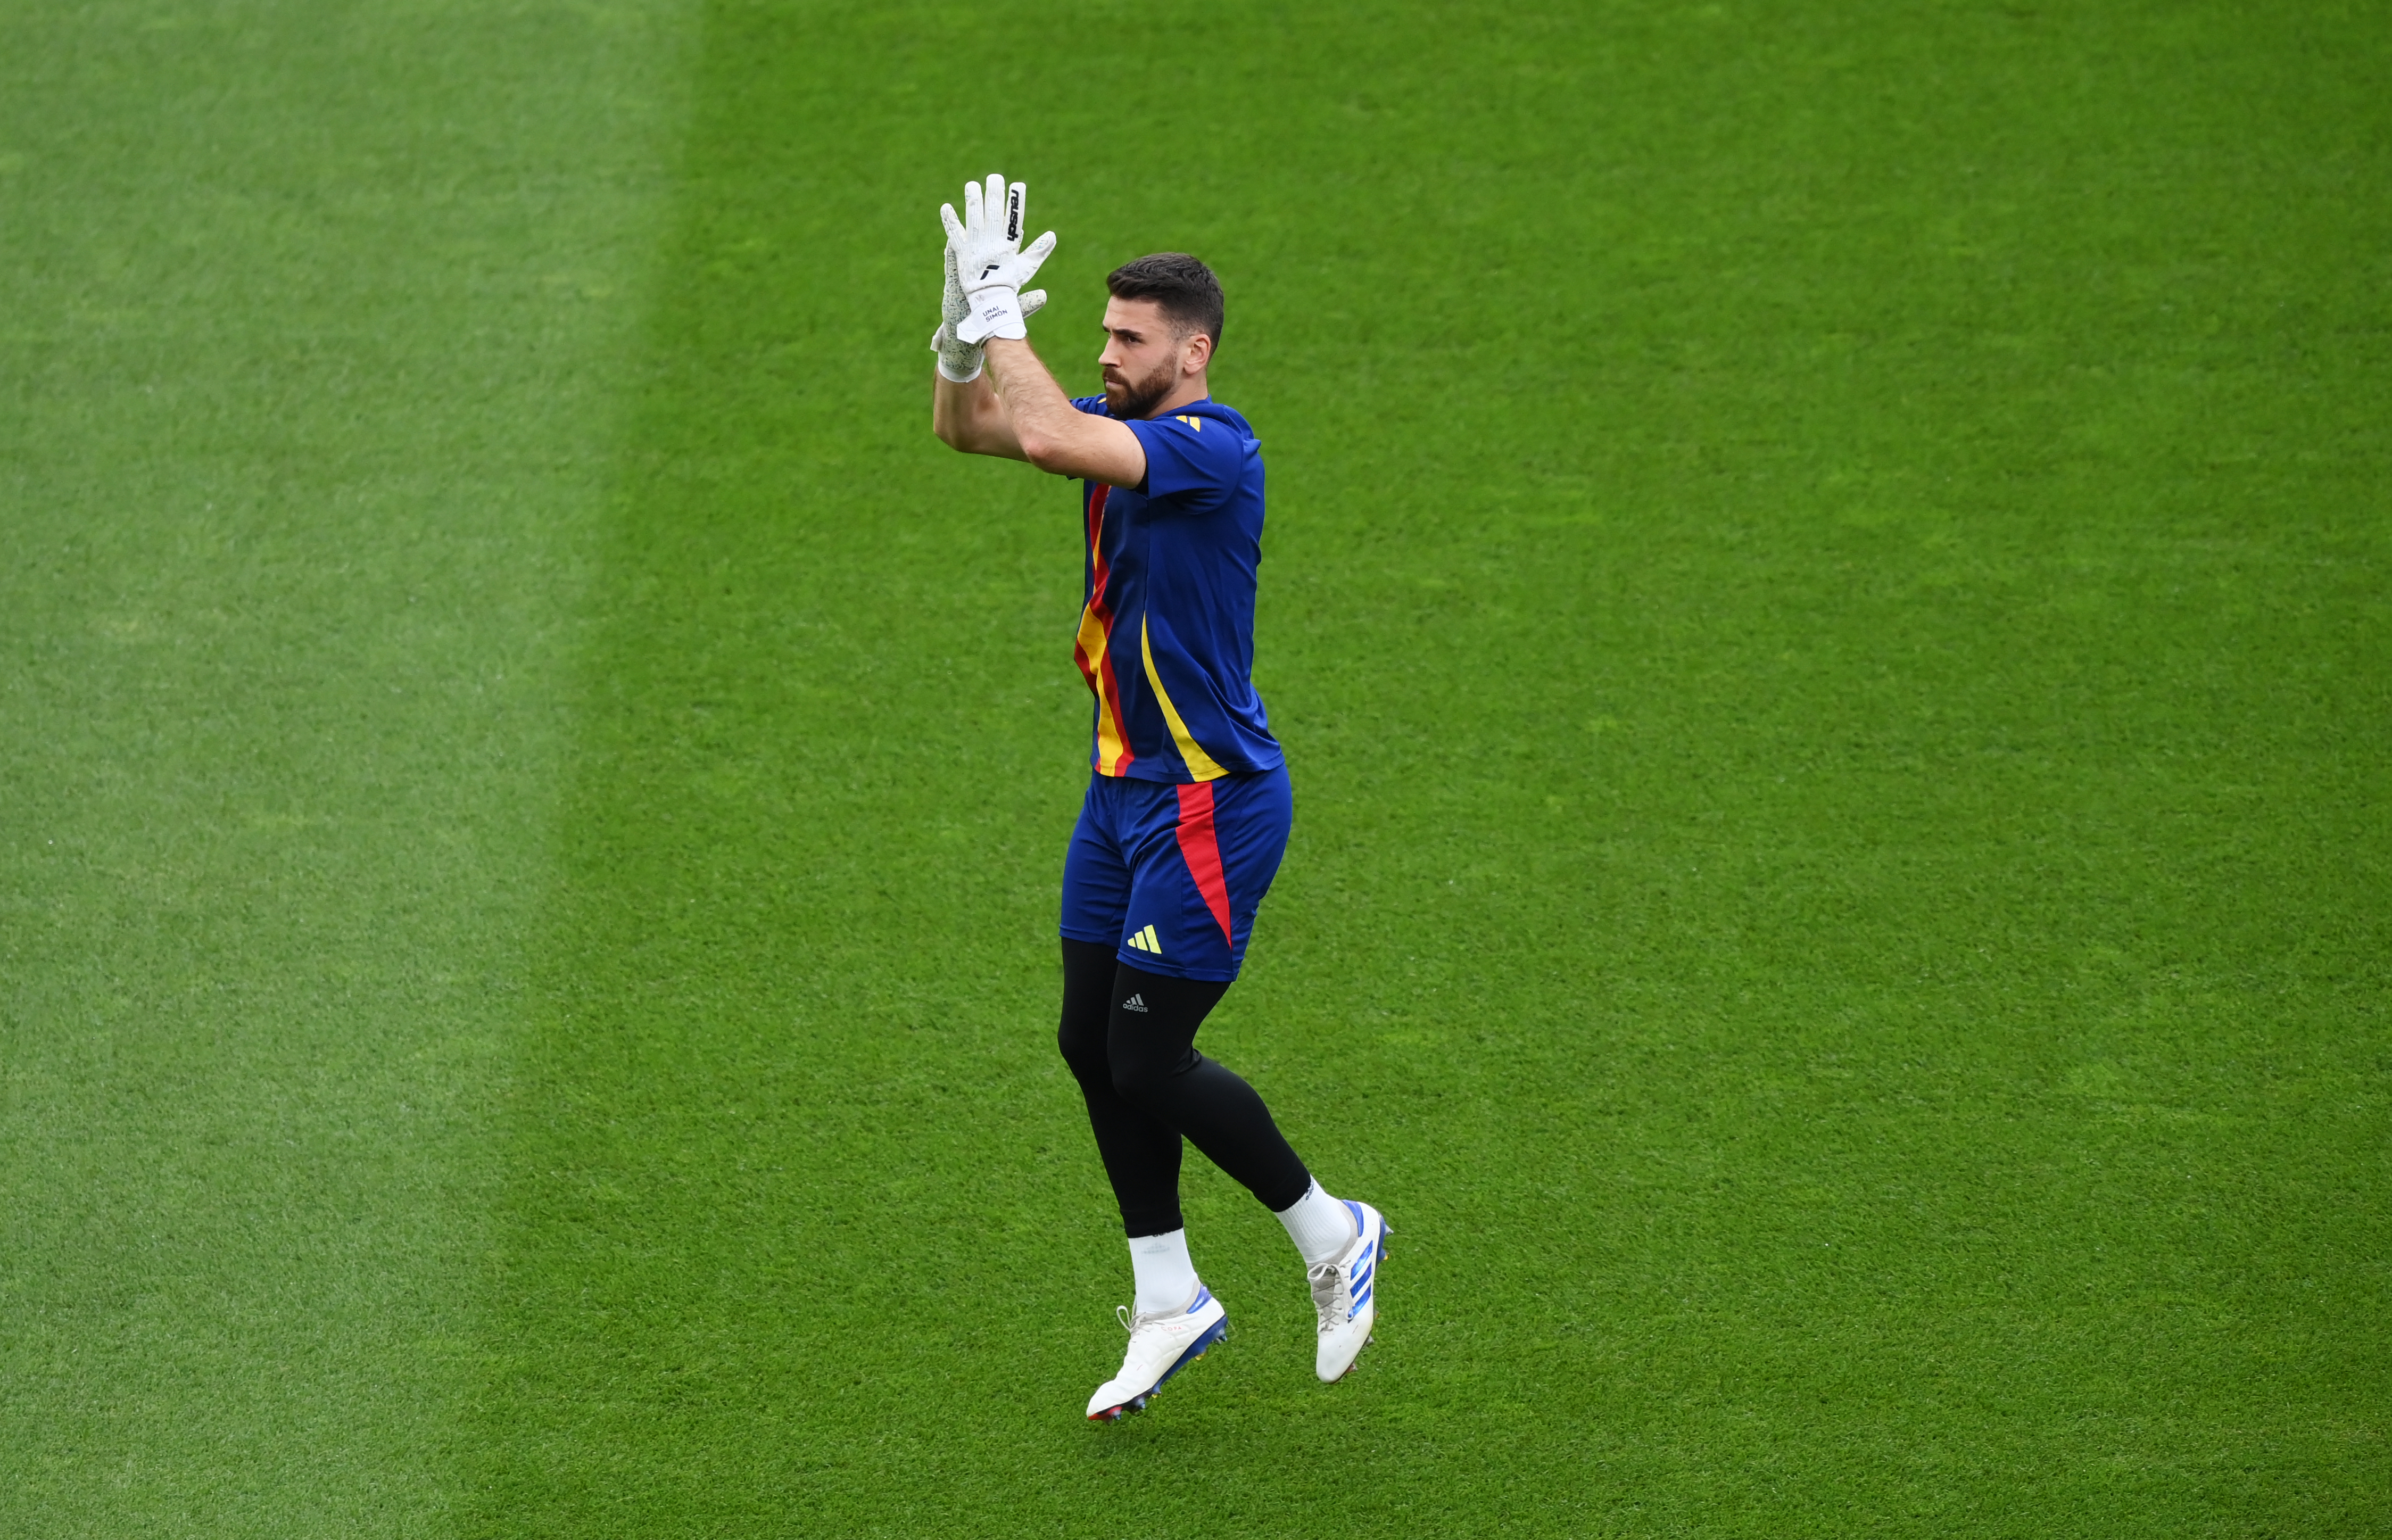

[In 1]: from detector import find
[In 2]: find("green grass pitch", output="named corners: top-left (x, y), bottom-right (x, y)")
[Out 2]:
top-left (3, 0), bottom-right (2386, 1534)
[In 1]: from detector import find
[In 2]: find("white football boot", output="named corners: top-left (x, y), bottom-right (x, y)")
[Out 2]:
top-left (1085, 1284), bottom-right (1229, 1422)
top-left (1310, 1199), bottom-right (1387, 1382)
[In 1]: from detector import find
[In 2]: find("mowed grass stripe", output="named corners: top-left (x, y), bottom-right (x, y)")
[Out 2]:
top-left (469, 2), bottom-right (2386, 1537)
top-left (0, 2), bottom-right (696, 1534)
top-left (461, 7), bottom-right (1120, 1528)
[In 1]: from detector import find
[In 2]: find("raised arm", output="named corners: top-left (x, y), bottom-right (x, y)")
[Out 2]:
top-left (926, 202), bottom-right (1042, 461)
top-left (983, 337), bottom-right (1148, 489)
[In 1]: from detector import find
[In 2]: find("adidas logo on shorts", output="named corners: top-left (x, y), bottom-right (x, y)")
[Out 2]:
top-left (1121, 993), bottom-right (1149, 1013)
top-left (1125, 923), bottom-right (1163, 955)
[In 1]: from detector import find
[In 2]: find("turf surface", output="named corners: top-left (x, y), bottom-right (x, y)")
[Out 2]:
top-left (4, 1), bottom-right (2387, 1535)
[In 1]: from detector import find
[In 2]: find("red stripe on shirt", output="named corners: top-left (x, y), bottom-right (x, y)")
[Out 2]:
top-left (1173, 781), bottom-right (1236, 947)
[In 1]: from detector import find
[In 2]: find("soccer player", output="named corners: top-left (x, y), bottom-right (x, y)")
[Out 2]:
top-left (929, 175), bottom-right (1387, 1421)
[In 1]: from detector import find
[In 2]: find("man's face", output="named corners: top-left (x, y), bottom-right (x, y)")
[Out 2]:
top-left (1098, 296), bottom-right (1201, 419)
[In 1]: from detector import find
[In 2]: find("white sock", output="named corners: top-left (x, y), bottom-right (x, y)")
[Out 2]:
top-left (1129, 1229), bottom-right (1200, 1316)
top-left (1274, 1178), bottom-right (1357, 1268)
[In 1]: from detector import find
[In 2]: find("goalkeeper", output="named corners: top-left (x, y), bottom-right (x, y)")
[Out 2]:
top-left (929, 175), bottom-right (1387, 1421)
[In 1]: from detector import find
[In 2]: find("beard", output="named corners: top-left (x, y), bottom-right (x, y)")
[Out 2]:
top-left (1102, 357), bottom-right (1178, 420)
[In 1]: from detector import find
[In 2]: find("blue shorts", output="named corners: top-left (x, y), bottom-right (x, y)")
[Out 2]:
top-left (1060, 766), bottom-right (1293, 982)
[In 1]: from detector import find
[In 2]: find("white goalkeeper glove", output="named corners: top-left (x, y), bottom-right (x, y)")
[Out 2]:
top-left (941, 172), bottom-right (1056, 345)
top-left (931, 241), bottom-right (1045, 382)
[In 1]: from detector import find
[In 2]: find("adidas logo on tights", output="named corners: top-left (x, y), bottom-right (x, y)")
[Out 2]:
top-left (1121, 993), bottom-right (1149, 1013)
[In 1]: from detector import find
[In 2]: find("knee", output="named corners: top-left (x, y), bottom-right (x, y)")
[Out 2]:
top-left (1057, 1016), bottom-right (1108, 1085)
top-left (1107, 1058), bottom-right (1156, 1108)
top-left (1108, 1047), bottom-right (1196, 1111)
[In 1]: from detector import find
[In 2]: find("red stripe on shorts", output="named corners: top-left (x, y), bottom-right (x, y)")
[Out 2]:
top-left (1173, 781), bottom-right (1236, 948)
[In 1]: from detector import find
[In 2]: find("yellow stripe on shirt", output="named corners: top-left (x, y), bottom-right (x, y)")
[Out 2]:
top-left (1139, 614), bottom-right (1229, 782)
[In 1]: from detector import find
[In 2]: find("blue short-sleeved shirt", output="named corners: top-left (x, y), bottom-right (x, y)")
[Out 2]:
top-left (1068, 395), bottom-right (1282, 783)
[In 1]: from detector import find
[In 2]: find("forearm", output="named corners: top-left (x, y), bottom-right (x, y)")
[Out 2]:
top-left (984, 338), bottom-right (1079, 448)
top-left (986, 338), bottom-right (1146, 486)
top-left (932, 367), bottom-right (1025, 459)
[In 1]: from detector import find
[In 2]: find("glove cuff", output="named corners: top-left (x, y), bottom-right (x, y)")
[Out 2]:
top-left (930, 320), bottom-right (985, 382)
top-left (956, 286), bottom-right (1027, 345)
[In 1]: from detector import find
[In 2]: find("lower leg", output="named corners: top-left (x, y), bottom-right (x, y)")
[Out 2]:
top-left (1099, 963), bottom-right (1359, 1267)
top-left (1105, 962), bottom-right (1313, 1213)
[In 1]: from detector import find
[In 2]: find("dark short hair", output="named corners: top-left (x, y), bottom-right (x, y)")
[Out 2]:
top-left (1105, 253), bottom-right (1224, 346)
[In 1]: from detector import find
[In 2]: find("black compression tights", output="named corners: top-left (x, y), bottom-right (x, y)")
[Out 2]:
top-left (1057, 938), bottom-right (1312, 1238)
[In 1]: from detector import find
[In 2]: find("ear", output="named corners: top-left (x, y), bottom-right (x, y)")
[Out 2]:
top-left (1181, 328), bottom-right (1214, 375)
